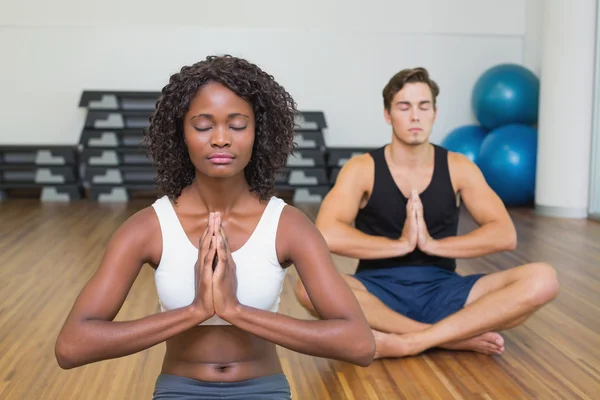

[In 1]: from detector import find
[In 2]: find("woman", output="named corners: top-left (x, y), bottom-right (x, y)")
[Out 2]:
top-left (55, 55), bottom-right (375, 399)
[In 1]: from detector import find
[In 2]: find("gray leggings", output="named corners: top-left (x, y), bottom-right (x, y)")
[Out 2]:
top-left (152, 373), bottom-right (292, 399)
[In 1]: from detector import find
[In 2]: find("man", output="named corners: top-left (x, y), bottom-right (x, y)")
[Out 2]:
top-left (295, 67), bottom-right (560, 358)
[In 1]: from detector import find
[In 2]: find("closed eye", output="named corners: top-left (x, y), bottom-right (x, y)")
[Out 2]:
top-left (193, 126), bottom-right (247, 132)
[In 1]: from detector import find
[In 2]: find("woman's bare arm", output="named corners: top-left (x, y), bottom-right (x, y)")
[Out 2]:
top-left (54, 207), bottom-right (212, 369)
top-left (218, 206), bottom-right (375, 367)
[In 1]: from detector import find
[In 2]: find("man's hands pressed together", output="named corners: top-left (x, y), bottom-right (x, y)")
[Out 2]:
top-left (400, 189), bottom-right (438, 256)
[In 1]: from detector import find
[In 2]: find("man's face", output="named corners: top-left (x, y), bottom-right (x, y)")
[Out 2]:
top-left (384, 82), bottom-right (437, 146)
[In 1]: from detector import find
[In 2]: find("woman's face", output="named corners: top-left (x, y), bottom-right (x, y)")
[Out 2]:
top-left (183, 81), bottom-right (255, 179)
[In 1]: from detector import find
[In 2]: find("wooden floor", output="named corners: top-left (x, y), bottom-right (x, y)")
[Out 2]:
top-left (1, 198), bottom-right (600, 399)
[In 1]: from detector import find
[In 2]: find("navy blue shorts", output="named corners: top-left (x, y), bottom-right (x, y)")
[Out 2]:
top-left (354, 266), bottom-right (485, 324)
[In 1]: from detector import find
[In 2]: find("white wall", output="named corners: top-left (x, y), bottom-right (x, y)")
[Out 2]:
top-left (0, 0), bottom-right (533, 148)
top-left (535, 0), bottom-right (596, 218)
top-left (523, 0), bottom-right (545, 76)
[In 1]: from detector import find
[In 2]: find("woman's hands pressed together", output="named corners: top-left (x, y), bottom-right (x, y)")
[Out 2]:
top-left (192, 212), bottom-right (240, 323)
top-left (212, 213), bottom-right (241, 320)
top-left (192, 212), bottom-right (217, 321)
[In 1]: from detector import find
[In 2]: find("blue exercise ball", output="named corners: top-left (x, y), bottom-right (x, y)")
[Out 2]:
top-left (472, 64), bottom-right (540, 130)
top-left (477, 124), bottom-right (538, 206)
top-left (441, 125), bottom-right (488, 163)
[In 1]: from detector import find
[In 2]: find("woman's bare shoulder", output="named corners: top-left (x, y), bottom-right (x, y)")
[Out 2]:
top-left (112, 204), bottom-right (163, 268)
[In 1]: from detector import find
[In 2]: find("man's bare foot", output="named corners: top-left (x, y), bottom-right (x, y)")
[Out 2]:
top-left (372, 329), bottom-right (504, 359)
top-left (440, 332), bottom-right (505, 355)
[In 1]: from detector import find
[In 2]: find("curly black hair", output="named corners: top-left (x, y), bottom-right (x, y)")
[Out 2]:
top-left (143, 55), bottom-right (297, 201)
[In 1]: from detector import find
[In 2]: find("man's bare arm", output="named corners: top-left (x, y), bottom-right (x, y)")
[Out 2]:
top-left (423, 152), bottom-right (517, 258)
top-left (315, 155), bottom-right (412, 259)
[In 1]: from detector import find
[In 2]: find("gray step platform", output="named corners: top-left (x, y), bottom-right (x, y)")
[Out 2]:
top-left (327, 147), bottom-right (376, 167)
top-left (286, 149), bottom-right (326, 168)
top-left (0, 165), bottom-right (78, 184)
top-left (79, 90), bottom-right (161, 111)
top-left (88, 184), bottom-right (159, 202)
top-left (80, 148), bottom-right (152, 166)
top-left (275, 167), bottom-right (329, 186)
top-left (79, 129), bottom-right (145, 148)
top-left (0, 146), bottom-right (78, 166)
top-left (0, 183), bottom-right (82, 202)
top-left (84, 110), bottom-right (153, 130)
top-left (329, 167), bottom-right (341, 184)
top-left (78, 129), bottom-right (324, 150)
top-left (83, 166), bottom-right (156, 185)
top-left (294, 130), bottom-right (325, 150)
top-left (326, 148), bottom-right (376, 184)
top-left (295, 111), bottom-right (327, 130)
top-left (275, 185), bottom-right (331, 203)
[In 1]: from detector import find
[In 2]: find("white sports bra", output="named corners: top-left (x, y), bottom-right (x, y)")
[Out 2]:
top-left (151, 195), bottom-right (288, 325)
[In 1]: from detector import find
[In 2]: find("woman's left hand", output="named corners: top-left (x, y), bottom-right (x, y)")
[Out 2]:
top-left (212, 213), bottom-right (241, 320)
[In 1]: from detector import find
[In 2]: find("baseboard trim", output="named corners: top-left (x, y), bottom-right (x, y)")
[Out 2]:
top-left (535, 204), bottom-right (589, 219)
top-left (588, 212), bottom-right (600, 221)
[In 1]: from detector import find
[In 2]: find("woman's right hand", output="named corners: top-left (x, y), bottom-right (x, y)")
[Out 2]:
top-left (192, 212), bottom-right (217, 321)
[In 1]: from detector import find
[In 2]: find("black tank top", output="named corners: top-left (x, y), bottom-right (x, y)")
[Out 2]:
top-left (355, 144), bottom-right (459, 272)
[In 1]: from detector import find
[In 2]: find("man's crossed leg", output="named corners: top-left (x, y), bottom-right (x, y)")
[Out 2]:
top-left (295, 262), bottom-right (559, 358)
